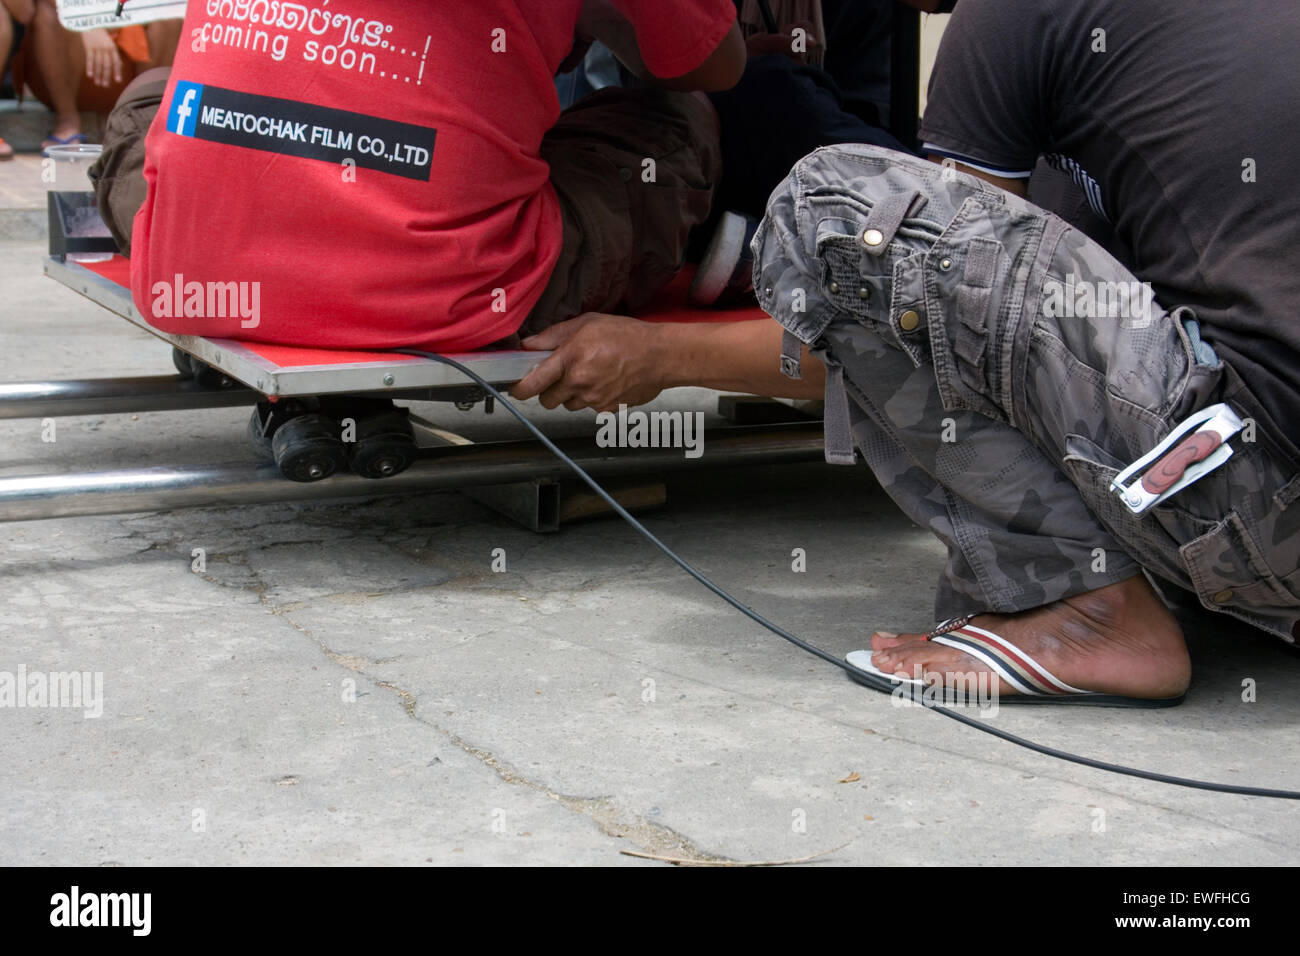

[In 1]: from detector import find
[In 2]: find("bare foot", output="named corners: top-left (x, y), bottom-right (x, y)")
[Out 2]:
top-left (869, 575), bottom-right (1190, 700)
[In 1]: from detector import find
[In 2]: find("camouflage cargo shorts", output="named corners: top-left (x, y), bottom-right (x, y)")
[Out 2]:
top-left (753, 144), bottom-right (1300, 640)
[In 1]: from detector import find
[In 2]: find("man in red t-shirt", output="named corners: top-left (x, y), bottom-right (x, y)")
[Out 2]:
top-left (126, 1), bottom-right (743, 351)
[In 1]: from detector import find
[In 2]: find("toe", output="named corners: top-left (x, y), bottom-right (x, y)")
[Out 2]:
top-left (869, 630), bottom-right (904, 652)
top-left (871, 633), bottom-right (928, 672)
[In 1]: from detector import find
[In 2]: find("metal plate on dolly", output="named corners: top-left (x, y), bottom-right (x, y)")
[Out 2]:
top-left (43, 256), bottom-right (547, 398)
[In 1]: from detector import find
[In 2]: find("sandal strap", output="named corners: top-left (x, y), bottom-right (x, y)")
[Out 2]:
top-left (924, 615), bottom-right (972, 639)
top-left (930, 622), bottom-right (1092, 696)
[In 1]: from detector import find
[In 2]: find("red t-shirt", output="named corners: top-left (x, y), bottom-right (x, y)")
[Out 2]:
top-left (130, 0), bottom-right (735, 351)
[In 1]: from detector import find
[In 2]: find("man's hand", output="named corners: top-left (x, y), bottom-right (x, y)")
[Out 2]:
top-left (83, 29), bottom-right (124, 87)
top-left (745, 20), bottom-right (820, 64)
top-left (511, 313), bottom-right (826, 413)
top-left (510, 313), bottom-right (670, 412)
top-left (579, 1), bottom-right (744, 92)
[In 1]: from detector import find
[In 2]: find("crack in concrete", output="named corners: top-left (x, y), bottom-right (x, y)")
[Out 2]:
top-left (418, 718), bottom-right (726, 863)
top-left (122, 512), bottom-right (1300, 860)
top-left (262, 588), bottom-right (729, 863)
top-left (179, 528), bottom-right (729, 863)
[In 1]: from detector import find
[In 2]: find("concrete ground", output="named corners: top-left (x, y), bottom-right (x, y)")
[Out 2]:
top-left (3, 157), bottom-right (1300, 866)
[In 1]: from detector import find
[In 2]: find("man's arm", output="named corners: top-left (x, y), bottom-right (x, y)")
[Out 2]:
top-left (579, 0), bottom-right (745, 92)
top-left (510, 315), bottom-right (824, 412)
top-left (918, 0), bottom-right (1045, 196)
top-left (663, 21), bottom-right (745, 91)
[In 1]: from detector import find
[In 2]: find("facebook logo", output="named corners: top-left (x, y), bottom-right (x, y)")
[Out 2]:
top-left (168, 82), bottom-right (204, 137)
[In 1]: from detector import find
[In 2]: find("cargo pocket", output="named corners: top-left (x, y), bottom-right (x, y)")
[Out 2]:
top-left (924, 196), bottom-right (1037, 425)
top-left (949, 236), bottom-right (1001, 391)
top-left (1275, 473), bottom-right (1300, 512)
top-left (1182, 512), bottom-right (1300, 616)
top-left (885, 252), bottom-right (929, 367)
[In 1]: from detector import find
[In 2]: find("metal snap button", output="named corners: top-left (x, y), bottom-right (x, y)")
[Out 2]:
top-left (939, 257), bottom-right (953, 270)
top-left (862, 228), bottom-right (884, 247)
top-left (829, 281), bottom-right (840, 294)
top-left (899, 310), bottom-right (921, 332)
top-left (858, 286), bottom-right (870, 300)
top-left (1212, 588), bottom-right (1234, 604)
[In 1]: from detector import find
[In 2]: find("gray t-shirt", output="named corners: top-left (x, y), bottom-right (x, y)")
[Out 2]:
top-left (919, 0), bottom-right (1300, 466)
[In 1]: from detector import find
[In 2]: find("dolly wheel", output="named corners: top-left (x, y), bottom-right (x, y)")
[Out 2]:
top-left (247, 408), bottom-right (275, 461)
top-left (189, 358), bottom-right (236, 389)
top-left (349, 433), bottom-right (418, 479)
top-left (172, 347), bottom-right (196, 378)
top-left (343, 406), bottom-right (417, 479)
top-left (271, 415), bottom-right (347, 482)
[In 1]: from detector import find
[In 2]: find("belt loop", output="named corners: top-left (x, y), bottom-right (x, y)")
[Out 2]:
top-left (780, 329), bottom-right (803, 380)
top-left (859, 189), bottom-right (924, 258)
top-left (822, 359), bottom-right (857, 465)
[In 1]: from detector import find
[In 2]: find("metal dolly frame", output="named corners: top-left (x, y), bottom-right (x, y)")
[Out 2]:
top-left (2, 17), bottom-right (928, 528)
top-left (2, 201), bottom-right (826, 529)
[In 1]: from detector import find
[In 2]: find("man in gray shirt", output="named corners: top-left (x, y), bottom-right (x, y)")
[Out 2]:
top-left (514, 0), bottom-right (1300, 704)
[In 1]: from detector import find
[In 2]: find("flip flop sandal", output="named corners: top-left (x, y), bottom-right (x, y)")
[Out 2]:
top-left (41, 132), bottom-right (89, 156)
top-left (846, 615), bottom-right (1186, 709)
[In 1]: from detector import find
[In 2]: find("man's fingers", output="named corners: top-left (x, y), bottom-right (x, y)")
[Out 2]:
top-left (84, 40), bottom-right (123, 87)
top-left (509, 352), bottom-right (566, 402)
top-left (92, 51), bottom-right (114, 86)
top-left (520, 314), bottom-right (594, 351)
top-left (536, 379), bottom-right (577, 411)
top-left (519, 329), bottom-right (563, 351)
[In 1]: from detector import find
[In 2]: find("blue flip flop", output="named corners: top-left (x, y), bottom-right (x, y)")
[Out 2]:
top-left (41, 132), bottom-right (89, 156)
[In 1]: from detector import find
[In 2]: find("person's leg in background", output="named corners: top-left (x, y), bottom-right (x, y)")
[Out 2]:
top-left (142, 18), bottom-right (180, 69)
top-left (753, 143), bottom-right (1300, 696)
top-left (522, 87), bottom-right (722, 335)
top-left (17, 3), bottom-right (168, 149)
top-left (23, 0), bottom-right (92, 145)
top-left (0, 3), bottom-right (13, 159)
top-left (0, 0), bottom-right (33, 159)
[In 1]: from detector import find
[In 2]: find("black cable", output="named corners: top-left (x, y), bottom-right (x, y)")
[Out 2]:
top-left (397, 348), bottom-right (1300, 800)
